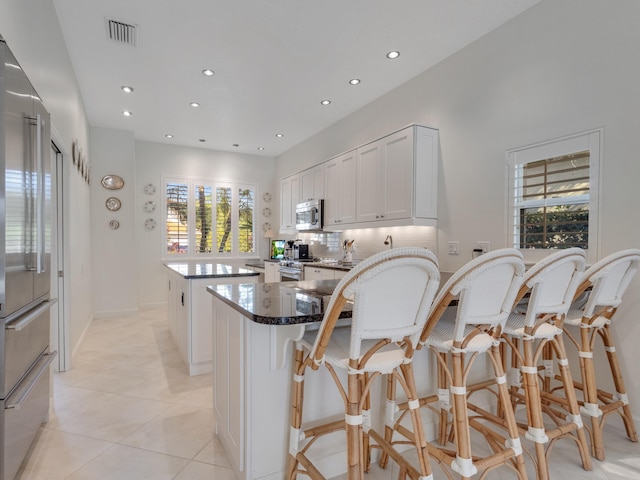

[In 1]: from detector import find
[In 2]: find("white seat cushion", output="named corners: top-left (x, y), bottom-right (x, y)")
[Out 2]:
top-left (564, 308), bottom-right (609, 329)
top-left (302, 327), bottom-right (405, 374)
top-left (424, 317), bottom-right (494, 353)
top-left (503, 312), bottom-right (562, 340)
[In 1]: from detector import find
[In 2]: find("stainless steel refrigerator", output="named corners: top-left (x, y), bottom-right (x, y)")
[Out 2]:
top-left (0, 36), bottom-right (56, 480)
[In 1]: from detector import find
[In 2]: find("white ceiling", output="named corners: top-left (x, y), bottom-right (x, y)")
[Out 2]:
top-left (52, 0), bottom-right (541, 157)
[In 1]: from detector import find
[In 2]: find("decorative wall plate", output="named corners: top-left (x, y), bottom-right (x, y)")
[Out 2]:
top-left (144, 218), bottom-right (157, 230)
top-left (262, 207), bottom-right (271, 217)
top-left (144, 200), bottom-right (156, 213)
top-left (262, 192), bottom-right (271, 202)
top-left (109, 219), bottom-right (120, 229)
top-left (101, 175), bottom-right (124, 190)
top-left (262, 222), bottom-right (271, 233)
top-left (144, 183), bottom-right (156, 195)
top-left (105, 197), bottom-right (121, 211)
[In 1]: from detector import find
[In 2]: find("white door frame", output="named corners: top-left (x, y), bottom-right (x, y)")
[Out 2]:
top-left (50, 140), bottom-right (70, 372)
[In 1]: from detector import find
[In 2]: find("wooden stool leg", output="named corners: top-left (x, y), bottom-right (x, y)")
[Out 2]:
top-left (450, 350), bottom-right (477, 479)
top-left (346, 366), bottom-right (364, 480)
top-left (379, 374), bottom-right (396, 469)
top-left (600, 325), bottom-right (638, 442)
top-left (579, 326), bottom-right (605, 460)
top-left (287, 345), bottom-right (306, 480)
top-left (437, 351), bottom-right (450, 446)
top-left (521, 338), bottom-right (550, 480)
top-left (552, 335), bottom-right (592, 471)
top-left (491, 341), bottom-right (528, 480)
top-left (400, 360), bottom-right (434, 479)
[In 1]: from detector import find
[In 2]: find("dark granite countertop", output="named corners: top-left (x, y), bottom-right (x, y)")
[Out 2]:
top-left (207, 279), bottom-right (352, 325)
top-left (245, 260), bottom-right (266, 269)
top-left (164, 262), bottom-right (260, 279)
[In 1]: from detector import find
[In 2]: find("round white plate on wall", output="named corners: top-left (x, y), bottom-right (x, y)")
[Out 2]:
top-left (144, 183), bottom-right (156, 195)
top-left (144, 218), bottom-right (157, 230)
top-left (262, 192), bottom-right (271, 202)
top-left (144, 200), bottom-right (156, 213)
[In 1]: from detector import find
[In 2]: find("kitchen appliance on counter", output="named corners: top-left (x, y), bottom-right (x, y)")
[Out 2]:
top-left (270, 239), bottom-right (285, 259)
top-left (0, 37), bottom-right (56, 480)
top-left (294, 243), bottom-right (310, 260)
top-left (295, 199), bottom-right (323, 231)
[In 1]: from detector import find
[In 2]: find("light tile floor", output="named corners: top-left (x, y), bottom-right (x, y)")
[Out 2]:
top-left (16, 307), bottom-right (640, 479)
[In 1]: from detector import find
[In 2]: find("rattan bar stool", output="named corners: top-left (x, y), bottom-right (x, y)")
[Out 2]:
top-left (286, 247), bottom-right (441, 480)
top-left (385, 249), bottom-right (528, 479)
top-left (497, 248), bottom-right (592, 479)
top-left (560, 248), bottom-right (640, 460)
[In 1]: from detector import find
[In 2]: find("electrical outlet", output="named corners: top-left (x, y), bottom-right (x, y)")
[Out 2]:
top-left (476, 241), bottom-right (490, 254)
top-left (448, 241), bottom-right (459, 255)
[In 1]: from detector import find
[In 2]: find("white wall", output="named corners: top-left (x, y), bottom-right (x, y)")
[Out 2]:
top-left (1, 0), bottom-right (93, 363)
top-left (277, 0), bottom-right (640, 415)
top-left (134, 140), bottom-right (276, 307)
top-left (90, 127), bottom-right (137, 317)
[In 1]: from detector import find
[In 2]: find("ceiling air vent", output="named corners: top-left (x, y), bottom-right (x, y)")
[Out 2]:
top-left (106, 19), bottom-right (137, 46)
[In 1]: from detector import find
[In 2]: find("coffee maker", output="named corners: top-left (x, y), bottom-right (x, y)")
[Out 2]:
top-left (294, 243), bottom-right (310, 260)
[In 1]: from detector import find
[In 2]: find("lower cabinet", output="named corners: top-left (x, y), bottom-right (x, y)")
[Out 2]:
top-left (265, 261), bottom-right (281, 282)
top-left (304, 265), bottom-right (347, 280)
top-left (167, 271), bottom-right (257, 375)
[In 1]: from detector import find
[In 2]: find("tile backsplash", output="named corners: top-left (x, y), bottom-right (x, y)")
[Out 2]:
top-left (297, 226), bottom-right (438, 262)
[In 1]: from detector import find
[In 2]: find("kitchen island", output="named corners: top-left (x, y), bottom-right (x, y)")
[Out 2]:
top-left (208, 279), bottom-right (438, 480)
top-left (208, 279), bottom-right (359, 480)
top-left (164, 262), bottom-right (259, 375)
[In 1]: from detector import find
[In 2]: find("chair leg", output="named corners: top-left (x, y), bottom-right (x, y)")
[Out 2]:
top-left (450, 350), bottom-right (477, 479)
top-left (578, 326), bottom-right (605, 460)
top-left (491, 342), bottom-right (528, 480)
top-left (399, 360), bottom-right (434, 479)
top-left (379, 374), bottom-right (396, 469)
top-left (287, 345), bottom-right (306, 480)
top-left (521, 338), bottom-right (550, 480)
top-left (552, 335), bottom-right (592, 471)
top-left (600, 325), bottom-right (638, 443)
top-left (437, 351), bottom-right (450, 446)
top-left (346, 368), bottom-right (364, 480)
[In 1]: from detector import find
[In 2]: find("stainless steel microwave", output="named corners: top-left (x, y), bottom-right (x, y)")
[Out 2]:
top-left (295, 199), bottom-right (323, 231)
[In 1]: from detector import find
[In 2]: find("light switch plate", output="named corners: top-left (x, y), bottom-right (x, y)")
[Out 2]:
top-left (448, 241), bottom-right (459, 255)
top-left (476, 241), bottom-right (490, 254)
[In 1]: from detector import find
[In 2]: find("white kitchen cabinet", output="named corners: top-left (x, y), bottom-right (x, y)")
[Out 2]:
top-left (265, 261), bottom-right (281, 282)
top-left (279, 174), bottom-right (299, 232)
top-left (304, 265), bottom-right (346, 281)
top-left (167, 270), bottom-right (258, 375)
top-left (299, 164), bottom-right (325, 202)
top-left (356, 125), bottom-right (437, 225)
top-left (324, 149), bottom-right (357, 227)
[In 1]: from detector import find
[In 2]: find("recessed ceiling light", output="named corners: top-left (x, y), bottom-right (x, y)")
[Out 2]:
top-left (275, 133), bottom-right (284, 138)
top-left (165, 134), bottom-right (173, 138)
top-left (349, 78), bottom-right (361, 85)
top-left (202, 69), bottom-right (215, 76)
top-left (386, 51), bottom-right (400, 59)
top-left (121, 85), bottom-right (134, 93)
top-left (122, 110), bottom-right (133, 117)
top-left (257, 147), bottom-right (265, 151)
top-left (233, 144), bottom-right (239, 147)
top-left (198, 138), bottom-right (206, 142)
top-left (320, 100), bottom-right (331, 106)
top-left (190, 102), bottom-right (200, 108)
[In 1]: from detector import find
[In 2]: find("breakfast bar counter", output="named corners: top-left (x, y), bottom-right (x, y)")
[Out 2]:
top-left (207, 279), bottom-right (361, 480)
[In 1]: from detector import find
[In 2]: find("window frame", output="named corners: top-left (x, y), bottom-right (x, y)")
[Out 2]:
top-left (506, 129), bottom-right (602, 264)
top-left (162, 175), bottom-right (258, 259)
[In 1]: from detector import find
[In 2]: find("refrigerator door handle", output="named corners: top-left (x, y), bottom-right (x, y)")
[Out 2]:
top-left (5, 351), bottom-right (57, 410)
top-left (36, 113), bottom-right (46, 274)
top-left (5, 299), bottom-right (56, 332)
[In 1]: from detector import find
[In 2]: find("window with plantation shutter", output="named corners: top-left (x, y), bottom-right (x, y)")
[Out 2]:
top-left (164, 177), bottom-right (256, 258)
top-left (507, 130), bottom-right (601, 259)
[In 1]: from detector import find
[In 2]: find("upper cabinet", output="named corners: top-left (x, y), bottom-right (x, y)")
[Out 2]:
top-left (280, 174), bottom-right (300, 232)
top-left (299, 164), bottom-right (325, 203)
top-left (324, 150), bottom-right (357, 227)
top-left (279, 124), bottom-right (439, 232)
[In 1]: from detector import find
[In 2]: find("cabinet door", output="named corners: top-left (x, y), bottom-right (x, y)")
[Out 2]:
top-left (300, 165), bottom-right (324, 202)
top-left (280, 176), bottom-right (294, 230)
top-left (324, 150), bottom-right (356, 226)
top-left (382, 127), bottom-right (413, 220)
top-left (356, 141), bottom-right (384, 223)
top-left (304, 266), bottom-right (334, 281)
top-left (265, 262), bottom-right (281, 282)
